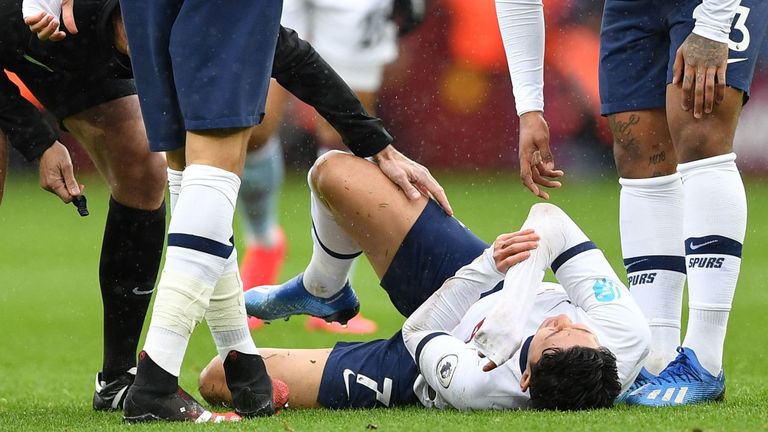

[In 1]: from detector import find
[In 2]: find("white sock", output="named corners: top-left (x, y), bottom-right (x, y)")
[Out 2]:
top-left (679, 153), bottom-right (745, 375)
top-left (142, 326), bottom-right (190, 376)
top-left (302, 171), bottom-right (361, 298)
top-left (143, 164), bottom-right (241, 375)
top-left (208, 249), bottom-right (259, 359)
top-left (167, 168), bottom-right (183, 213)
top-left (619, 174), bottom-right (686, 373)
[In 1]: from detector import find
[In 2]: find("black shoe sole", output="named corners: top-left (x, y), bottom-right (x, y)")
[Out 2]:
top-left (321, 304), bottom-right (360, 325)
top-left (236, 399), bottom-right (275, 418)
top-left (123, 413), bottom-right (163, 423)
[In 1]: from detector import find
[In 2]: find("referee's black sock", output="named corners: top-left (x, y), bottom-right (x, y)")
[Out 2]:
top-left (99, 197), bottom-right (166, 383)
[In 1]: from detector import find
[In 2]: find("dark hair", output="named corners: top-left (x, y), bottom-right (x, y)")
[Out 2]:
top-left (528, 346), bottom-right (621, 411)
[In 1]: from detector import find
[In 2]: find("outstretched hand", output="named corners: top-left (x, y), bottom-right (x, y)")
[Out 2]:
top-left (373, 145), bottom-right (453, 215)
top-left (518, 112), bottom-right (563, 199)
top-left (38, 141), bottom-right (83, 203)
top-left (22, 0), bottom-right (77, 41)
top-left (672, 32), bottom-right (728, 118)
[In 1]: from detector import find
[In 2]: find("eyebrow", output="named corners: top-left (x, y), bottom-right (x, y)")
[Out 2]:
top-left (544, 327), bottom-right (594, 341)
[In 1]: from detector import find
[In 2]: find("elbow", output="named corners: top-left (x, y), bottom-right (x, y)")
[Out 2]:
top-left (402, 315), bottom-right (418, 346)
top-left (524, 203), bottom-right (569, 244)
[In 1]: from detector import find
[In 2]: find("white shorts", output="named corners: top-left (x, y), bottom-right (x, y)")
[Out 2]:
top-left (282, 0), bottom-right (398, 92)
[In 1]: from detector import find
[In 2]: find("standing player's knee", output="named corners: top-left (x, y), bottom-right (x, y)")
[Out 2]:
top-left (674, 125), bottom-right (733, 163)
top-left (668, 87), bottom-right (742, 163)
top-left (609, 111), bottom-right (677, 178)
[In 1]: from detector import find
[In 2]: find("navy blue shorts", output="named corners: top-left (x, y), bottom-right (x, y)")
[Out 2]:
top-left (318, 200), bottom-right (492, 409)
top-left (380, 199), bottom-right (489, 317)
top-left (119, 0), bottom-right (283, 151)
top-left (599, 0), bottom-right (768, 115)
top-left (318, 331), bottom-right (420, 409)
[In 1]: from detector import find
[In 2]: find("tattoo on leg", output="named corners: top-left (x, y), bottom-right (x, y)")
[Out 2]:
top-left (609, 114), bottom-right (642, 154)
top-left (649, 151), bottom-right (666, 165)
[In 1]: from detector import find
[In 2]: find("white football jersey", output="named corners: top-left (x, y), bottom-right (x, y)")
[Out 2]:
top-left (408, 252), bottom-right (649, 410)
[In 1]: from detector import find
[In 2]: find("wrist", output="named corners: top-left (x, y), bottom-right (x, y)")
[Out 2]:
top-left (35, 140), bottom-right (59, 162)
top-left (520, 110), bottom-right (544, 124)
top-left (691, 25), bottom-right (730, 45)
top-left (372, 144), bottom-right (397, 163)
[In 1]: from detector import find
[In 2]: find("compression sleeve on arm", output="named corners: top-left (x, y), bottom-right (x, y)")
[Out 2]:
top-left (271, 26), bottom-right (392, 158)
top-left (470, 248), bottom-right (545, 367)
top-left (495, 0), bottom-right (544, 116)
top-left (0, 73), bottom-right (57, 161)
top-left (692, 0), bottom-right (739, 44)
top-left (402, 247), bottom-right (503, 353)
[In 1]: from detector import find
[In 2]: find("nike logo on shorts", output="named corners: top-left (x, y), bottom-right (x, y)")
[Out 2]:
top-left (343, 369), bottom-right (356, 398)
top-left (727, 58), bottom-right (748, 64)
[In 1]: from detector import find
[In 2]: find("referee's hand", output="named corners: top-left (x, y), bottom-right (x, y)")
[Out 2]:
top-left (38, 141), bottom-right (83, 203)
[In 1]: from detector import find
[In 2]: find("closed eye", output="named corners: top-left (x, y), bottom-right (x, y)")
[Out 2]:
top-left (544, 327), bottom-right (594, 341)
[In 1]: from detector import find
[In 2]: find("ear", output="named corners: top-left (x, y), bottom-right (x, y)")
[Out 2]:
top-left (520, 369), bottom-right (530, 392)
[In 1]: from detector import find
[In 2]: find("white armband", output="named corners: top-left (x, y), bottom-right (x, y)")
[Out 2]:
top-left (495, 0), bottom-right (545, 116)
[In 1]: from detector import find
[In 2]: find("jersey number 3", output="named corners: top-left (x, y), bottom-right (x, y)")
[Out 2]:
top-left (693, 5), bottom-right (751, 52)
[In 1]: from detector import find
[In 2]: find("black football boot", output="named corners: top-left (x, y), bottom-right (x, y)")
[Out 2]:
top-left (223, 351), bottom-right (275, 417)
top-left (123, 351), bottom-right (240, 423)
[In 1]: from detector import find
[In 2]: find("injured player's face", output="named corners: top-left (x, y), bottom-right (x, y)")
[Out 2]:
top-left (527, 314), bottom-right (599, 370)
top-left (519, 314), bottom-right (621, 410)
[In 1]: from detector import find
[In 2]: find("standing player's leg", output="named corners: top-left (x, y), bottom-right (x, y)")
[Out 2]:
top-left (624, 0), bottom-right (768, 406)
top-left (120, 0), bottom-right (282, 422)
top-left (609, 110), bottom-right (686, 375)
top-left (599, 0), bottom-right (687, 375)
top-left (666, 87), bottom-right (745, 376)
top-left (63, 95), bottom-right (167, 410)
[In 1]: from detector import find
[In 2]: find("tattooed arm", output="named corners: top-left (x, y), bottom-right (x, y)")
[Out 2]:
top-left (671, 0), bottom-right (739, 118)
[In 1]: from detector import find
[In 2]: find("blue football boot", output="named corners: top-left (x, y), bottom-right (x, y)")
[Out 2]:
top-left (624, 347), bottom-right (725, 406)
top-left (615, 367), bottom-right (655, 404)
top-left (244, 273), bottom-right (360, 325)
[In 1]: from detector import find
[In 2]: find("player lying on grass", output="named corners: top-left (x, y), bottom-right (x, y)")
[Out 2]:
top-left (3, 0), bottom-right (433, 418)
top-left (198, 151), bottom-right (650, 410)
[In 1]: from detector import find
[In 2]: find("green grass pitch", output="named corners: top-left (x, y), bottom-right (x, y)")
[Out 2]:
top-left (1, 171), bottom-right (767, 431)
